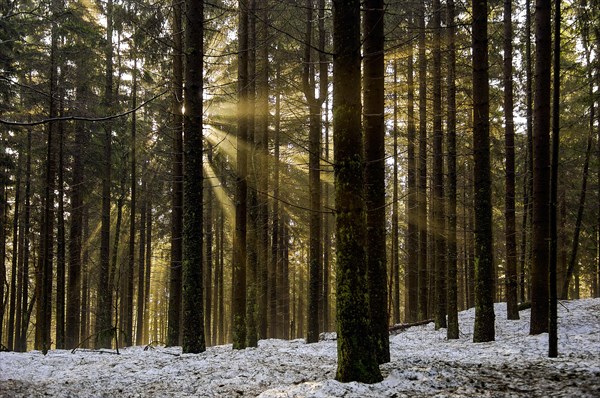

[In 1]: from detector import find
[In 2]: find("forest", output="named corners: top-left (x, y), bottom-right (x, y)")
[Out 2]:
top-left (0, 0), bottom-right (599, 391)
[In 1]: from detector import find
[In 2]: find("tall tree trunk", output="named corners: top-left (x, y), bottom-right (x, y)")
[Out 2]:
top-left (55, 104), bottom-right (66, 349)
top-left (232, 0), bottom-right (249, 350)
top-left (530, 0), bottom-right (551, 336)
top-left (136, 169), bottom-right (147, 346)
top-left (417, 0), bottom-right (428, 321)
top-left (446, 0), bottom-right (459, 339)
top-left (168, 0), bottom-right (184, 348)
top-left (363, 0), bottom-right (389, 364)
top-left (66, 56), bottom-right (88, 349)
top-left (393, 61), bottom-right (401, 323)
top-left (36, 0), bottom-right (61, 352)
top-left (333, 0), bottom-right (382, 383)
top-left (548, 0), bottom-right (560, 358)
top-left (80, 207), bottom-right (90, 347)
top-left (95, 0), bottom-right (114, 349)
top-left (519, 0), bottom-right (535, 305)
top-left (245, 0), bottom-right (258, 348)
top-left (18, 128), bottom-right (32, 352)
top-left (432, 0), bottom-right (446, 331)
top-left (405, 11), bottom-right (418, 324)
top-left (561, 128), bottom-right (593, 299)
top-left (143, 199), bottom-right (152, 344)
top-left (15, 151), bottom-right (25, 350)
top-left (561, 26), bottom-right (594, 299)
top-left (256, 0), bottom-right (269, 340)
top-left (270, 66), bottom-right (281, 338)
top-left (126, 56), bottom-right (138, 348)
top-left (472, 0), bottom-right (496, 343)
top-left (114, 182), bottom-right (126, 347)
top-left (503, 0), bottom-right (519, 321)
top-left (0, 143), bottom-right (5, 348)
top-left (182, 0), bottom-right (205, 354)
top-left (7, 151), bottom-right (22, 350)
top-left (304, 0), bottom-right (326, 345)
top-left (282, 213), bottom-right (290, 339)
top-left (214, 199), bottom-right (224, 344)
top-left (204, 147), bottom-right (213, 346)
top-left (323, 95), bottom-right (331, 332)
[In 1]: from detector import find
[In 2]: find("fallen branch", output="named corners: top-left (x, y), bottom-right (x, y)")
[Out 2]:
top-left (389, 319), bottom-right (434, 333)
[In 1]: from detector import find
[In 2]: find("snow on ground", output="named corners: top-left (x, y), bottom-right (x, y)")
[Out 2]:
top-left (1, 298), bottom-right (599, 397)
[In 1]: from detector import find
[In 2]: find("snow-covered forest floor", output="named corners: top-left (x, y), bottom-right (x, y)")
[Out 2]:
top-left (1, 298), bottom-right (599, 397)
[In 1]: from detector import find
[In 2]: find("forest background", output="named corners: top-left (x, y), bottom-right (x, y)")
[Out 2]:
top-left (0, 0), bottom-right (599, 382)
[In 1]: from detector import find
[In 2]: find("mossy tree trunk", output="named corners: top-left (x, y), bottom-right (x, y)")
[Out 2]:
top-left (181, 0), bottom-right (205, 354)
top-left (333, 0), bottom-right (382, 383)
